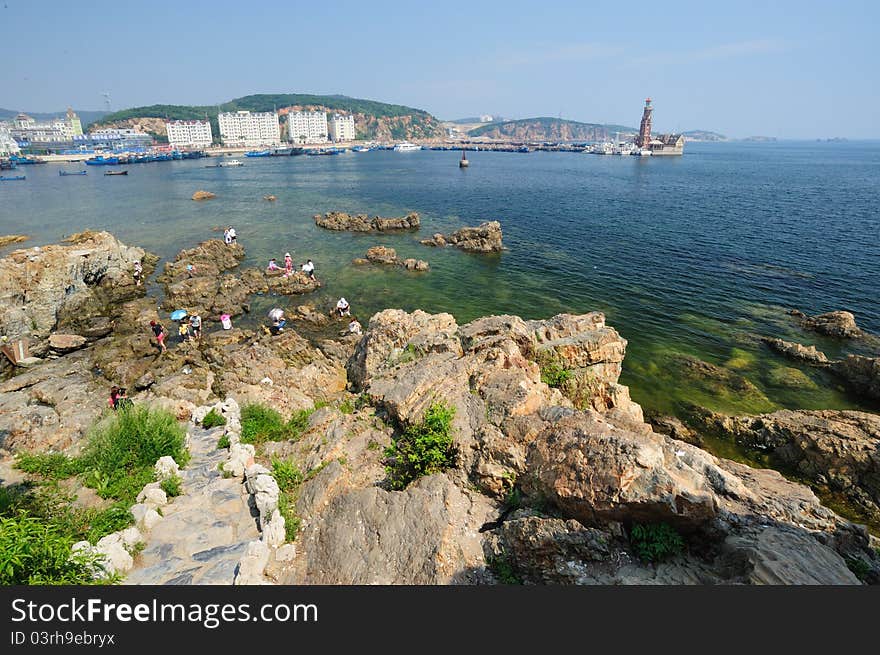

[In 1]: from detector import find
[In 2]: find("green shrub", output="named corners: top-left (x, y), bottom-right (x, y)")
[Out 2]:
top-left (84, 503), bottom-right (134, 543)
top-left (217, 434), bottom-right (230, 449)
top-left (845, 556), bottom-right (871, 582)
top-left (384, 402), bottom-right (457, 490)
top-left (488, 552), bottom-right (522, 585)
top-left (160, 476), bottom-right (183, 498)
top-left (202, 408), bottom-right (227, 429)
top-left (629, 523), bottom-right (685, 563)
top-left (0, 512), bottom-right (105, 585)
top-left (79, 405), bottom-right (188, 504)
top-left (271, 457), bottom-right (303, 492)
top-left (241, 404), bottom-right (313, 444)
top-left (338, 398), bottom-right (355, 414)
top-left (277, 492), bottom-right (301, 542)
top-left (15, 453), bottom-right (86, 480)
top-left (539, 357), bottom-right (573, 389)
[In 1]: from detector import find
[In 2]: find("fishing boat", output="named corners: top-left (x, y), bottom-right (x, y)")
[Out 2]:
top-left (59, 170), bottom-right (87, 176)
top-left (0, 160), bottom-right (16, 170)
top-left (104, 170), bottom-right (128, 176)
top-left (590, 142), bottom-right (614, 155)
top-left (219, 159), bottom-right (243, 167)
top-left (0, 175), bottom-right (26, 181)
top-left (245, 149), bottom-right (271, 157)
top-left (459, 149), bottom-right (469, 168)
top-left (85, 156), bottom-right (120, 166)
top-left (517, 146), bottom-right (530, 153)
top-left (393, 142), bottom-right (422, 152)
top-left (351, 146), bottom-right (370, 153)
top-left (9, 155), bottom-right (44, 165)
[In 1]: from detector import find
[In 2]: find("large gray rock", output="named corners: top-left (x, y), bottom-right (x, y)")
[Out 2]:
top-left (762, 337), bottom-right (829, 365)
top-left (447, 221), bottom-right (503, 252)
top-left (285, 474), bottom-right (496, 584)
top-left (314, 211), bottom-right (420, 232)
top-left (0, 231), bottom-right (153, 352)
top-left (831, 355), bottom-right (880, 402)
top-left (791, 309), bottom-right (864, 338)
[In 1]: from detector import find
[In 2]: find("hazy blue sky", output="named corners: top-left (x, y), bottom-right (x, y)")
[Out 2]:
top-left (2, 0), bottom-right (876, 138)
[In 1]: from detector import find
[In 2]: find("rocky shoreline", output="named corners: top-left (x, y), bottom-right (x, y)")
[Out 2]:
top-left (1, 233), bottom-right (879, 585)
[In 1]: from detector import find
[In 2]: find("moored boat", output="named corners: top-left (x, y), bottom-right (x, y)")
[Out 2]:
top-left (393, 142), bottom-right (422, 152)
top-left (104, 170), bottom-right (128, 176)
top-left (59, 170), bottom-right (87, 176)
top-left (85, 156), bottom-right (120, 166)
top-left (245, 150), bottom-right (271, 157)
top-left (0, 175), bottom-right (26, 181)
top-left (219, 159), bottom-right (243, 167)
top-left (9, 155), bottom-right (45, 165)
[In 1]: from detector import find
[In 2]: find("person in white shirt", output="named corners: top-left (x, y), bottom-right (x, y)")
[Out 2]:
top-left (301, 259), bottom-right (316, 280)
top-left (348, 318), bottom-right (362, 335)
top-left (336, 297), bottom-right (350, 317)
top-left (227, 226), bottom-right (237, 244)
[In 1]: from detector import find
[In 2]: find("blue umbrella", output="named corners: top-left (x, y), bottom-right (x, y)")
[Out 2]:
top-left (170, 309), bottom-right (188, 321)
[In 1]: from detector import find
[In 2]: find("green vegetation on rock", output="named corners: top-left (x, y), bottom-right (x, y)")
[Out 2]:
top-left (384, 402), bottom-right (457, 490)
top-left (629, 523), bottom-right (685, 563)
top-left (201, 408), bottom-right (227, 429)
top-left (240, 403), bottom-right (314, 445)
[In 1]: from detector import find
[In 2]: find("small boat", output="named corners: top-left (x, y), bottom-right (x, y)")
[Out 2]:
top-left (393, 142), bottom-right (422, 152)
top-left (85, 156), bottom-right (120, 166)
top-left (245, 149), bottom-right (271, 157)
top-left (104, 170), bottom-right (128, 176)
top-left (351, 146), bottom-right (370, 153)
top-left (0, 175), bottom-right (26, 181)
top-left (517, 146), bottom-right (530, 153)
top-left (59, 170), bottom-right (87, 176)
top-left (219, 159), bottom-right (243, 167)
top-left (459, 149), bottom-right (469, 168)
top-left (9, 155), bottom-right (45, 165)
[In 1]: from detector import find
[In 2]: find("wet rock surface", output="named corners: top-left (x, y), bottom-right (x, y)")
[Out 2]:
top-left (420, 221), bottom-right (503, 253)
top-left (355, 246), bottom-right (430, 271)
top-left (791, 309), bottom-right (864, 338)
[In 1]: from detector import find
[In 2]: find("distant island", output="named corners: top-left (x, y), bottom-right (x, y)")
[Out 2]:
top-left (682, 130), bottom-right (728, 142)
top-left (741, 136), bottom-right (778, 142)
top-left (468, 117), bottom-right (636, 142)
top-left (90, 93), bottom-right (445, 142)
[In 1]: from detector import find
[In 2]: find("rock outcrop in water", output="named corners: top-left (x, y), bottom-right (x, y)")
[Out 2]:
top-left (0, 235), bottom-right (29, 248)
top-left (421, 221), bottom-right (503, 253)
top-left (831, 355), bottom-right (880, 403)
top-left (314, 211), bottom-right (420, 232)
top-left (790, 309), bottom-right (864, 338)
top-left (353, 246), bottom-right (429, 271)
top-left (191, 190), bottom-right (216, 201)
top-left (762, 337), bottom-right (830, 365)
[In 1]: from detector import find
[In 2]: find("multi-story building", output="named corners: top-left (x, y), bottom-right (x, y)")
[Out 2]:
top-left (166, 119), bottom-right (213, 148)
top-left (10, 113), bottom-right (70, 143)
top-left (218, 110), bottom-right (280, 147)
top-left (0, 122), bottom-right (20, 155)
top-left (66, 108), bottom-right (83, 136)
top-left (81, 128), bottom-right (154, 151)
top-left (287, 111), bottom-right (328, 144)
top-left (327, 113), bottom-right (356, 142)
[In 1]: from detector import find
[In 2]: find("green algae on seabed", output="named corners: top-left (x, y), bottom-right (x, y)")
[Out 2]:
top-left (764, 365), bottom-right (820, 390)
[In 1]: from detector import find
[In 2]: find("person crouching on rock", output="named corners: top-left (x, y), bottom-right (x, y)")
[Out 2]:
top-left (108, 386), bottom-right (120, 409)
top-left (150, 320), bottom-right (167, 353)
top-left (178, 320), bottom-right (190, 343)
top-left (301, 259), bottom-right (316, 280)
top-left (189, 313), bottom-right (202, 341)
top-left (335, 297), bottom-right (350, 317)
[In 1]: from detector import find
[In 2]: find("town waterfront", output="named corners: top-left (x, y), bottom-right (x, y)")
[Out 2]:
top-left (2, 141), bottom-right (878, 424)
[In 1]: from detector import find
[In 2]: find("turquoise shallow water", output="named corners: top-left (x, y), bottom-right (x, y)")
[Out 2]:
top-left (2, 142), bottom-right (879, 419)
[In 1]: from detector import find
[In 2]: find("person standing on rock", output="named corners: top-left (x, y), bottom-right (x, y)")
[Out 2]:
top-left (150, 320), bottom-right (167, 353)
top-left (189, 313), bottom-right (202, 341)
top-left (227, 226), bottom-right (237, 245)
top-left (301, 259), bottom-right (316, 280)
top-left (284, 252), bottom-right (293, 276)
top-left (133, 260), bottom-right (143, 286)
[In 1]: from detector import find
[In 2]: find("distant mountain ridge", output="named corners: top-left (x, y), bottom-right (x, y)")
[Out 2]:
top-left (682, 130), bottom-right (728, 141)
top-left (468, 117), bottom-right (636, 142)
top-left (92, 93), bottom-right (444, 141)
top-left (0, 107), bottom-right (109, 124)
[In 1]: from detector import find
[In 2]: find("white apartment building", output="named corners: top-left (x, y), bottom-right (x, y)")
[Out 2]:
top-left (0, 122), bottom-right (20, 155)
top-left (218, 110), bottom-right (281, 147)
top-left (166, 120), bottom-right (213, 148)
top-left (328, 114), bottom-right (356, 142)
top-left (287, 111), bottom-right (328, 144)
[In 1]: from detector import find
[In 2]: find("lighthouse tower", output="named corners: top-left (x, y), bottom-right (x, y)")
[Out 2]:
top-left (636, 98), bottom-right (653, 147)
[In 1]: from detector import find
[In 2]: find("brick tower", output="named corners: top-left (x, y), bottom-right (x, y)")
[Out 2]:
top-left (636, 98), bottom-right (653, 147)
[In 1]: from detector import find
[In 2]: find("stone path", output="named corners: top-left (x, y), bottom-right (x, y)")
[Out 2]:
top-left (124, 425), bottom-right (259, 585)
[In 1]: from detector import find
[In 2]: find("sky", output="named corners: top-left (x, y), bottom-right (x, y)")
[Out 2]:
top-left (1, 0), bottom-right (877, 138)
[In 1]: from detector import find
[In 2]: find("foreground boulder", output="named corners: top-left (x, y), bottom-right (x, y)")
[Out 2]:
top-left (421, 221), bottom-right (503, 253)
top-left (0, 231), bottom-right (153, 353)
top-left (314, 211), bottom-right (420, 232)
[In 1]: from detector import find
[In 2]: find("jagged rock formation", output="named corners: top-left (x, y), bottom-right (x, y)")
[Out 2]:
top-left (353, 246), bottom-right (429, 271)
top-left (0, 235), bottom-right (28, 248)
top-left (762, 337), bottom-right (829, 365)
top-left (790, 309), bottom-right (864, 338)
top-left (0, 231), bottom-right (154, 354)
top-left (690, 407), bottom-right (880, 529)
top-left (314, 211), bottom-right (420, 232)
top-left (831, 355), bottom-right (880, 403)
top-left (420, 221), bottom-right (503, 253)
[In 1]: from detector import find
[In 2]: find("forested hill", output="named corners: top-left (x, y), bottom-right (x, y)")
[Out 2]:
top-left (468, 117), bottom-right (636, 142)
top-left (91, 94), bottom-right (444, 141)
